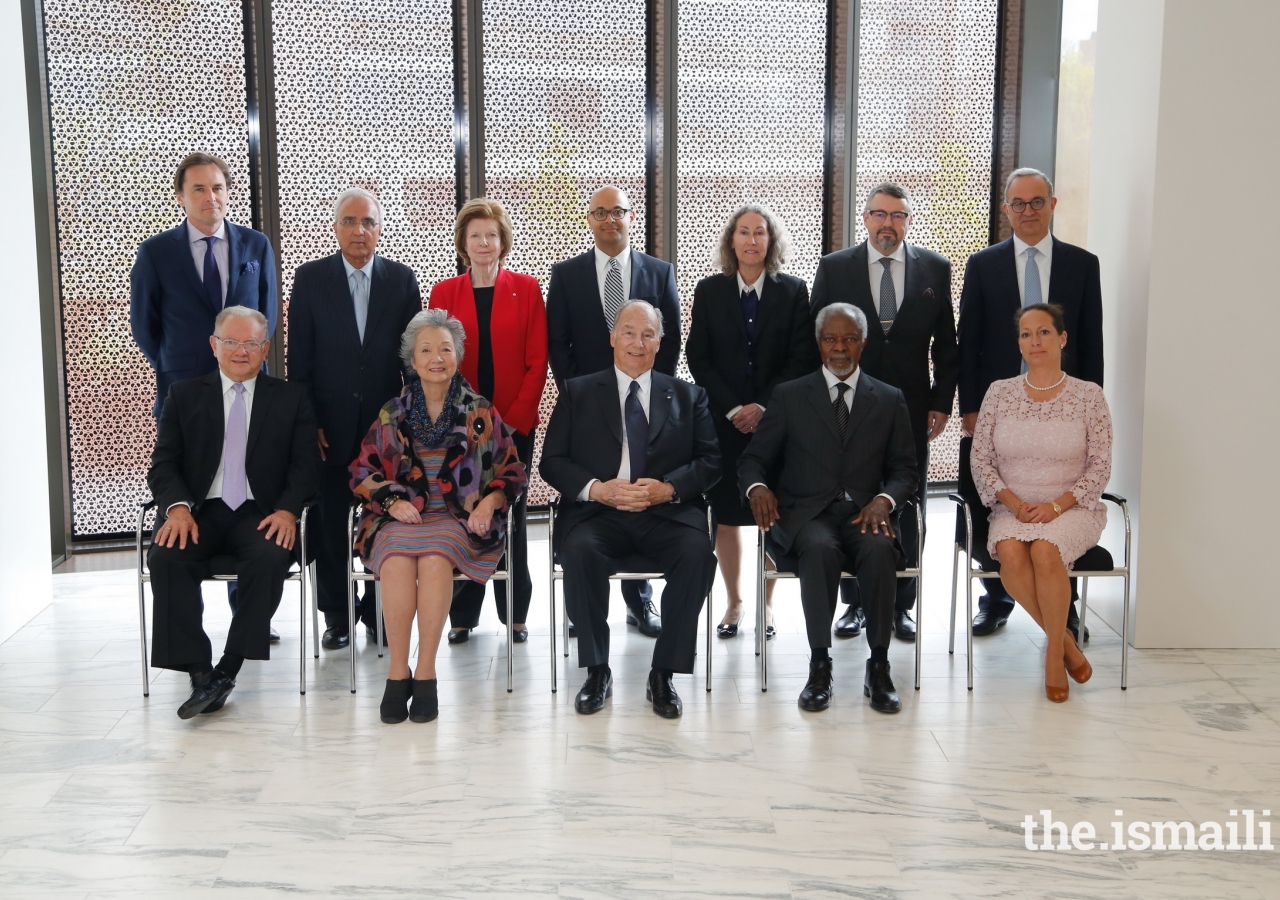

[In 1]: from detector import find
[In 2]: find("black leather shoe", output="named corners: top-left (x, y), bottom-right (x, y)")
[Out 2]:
top-left (834, 605), bottom-right (865, 638)
top-left (1067, 605), bottom-right (1090, 644)
top-left (646, 669), bottom-right (682, 718)
top-left (512, 628), bottom-right (529, 643)
top-left (269, 627), bottom-right (281, 643)
top-left (864, 659), bottom-right (902, 713)
top-left (893, 610), bottom-right (917, 642)
top-left (626, 601), bottom-right (662, 637)
top-left (970, 609), bottom-right (1008, 636)
top-left (717, 617), bottom-right (741, 638)
top-left (568, 622), bottom-right (577, 638)
top-left (765, 625), bottom-right (776, 641)
top-left (447, 628), bottom-right (470, 644)
top-left (322, 626), bottom-right (350, 650)
top-left (364, 623), bottom-right (389, 646)
top-left (575, 668), bottom-right (612, 715)
top-left (799, 658), bottom-right (834, 711)
top-left (380, 677), bottom-right (412, 724)
top-left (178, 672), bottom-right (235, 720)
top-left (409, 678), bottom-right (439, 723)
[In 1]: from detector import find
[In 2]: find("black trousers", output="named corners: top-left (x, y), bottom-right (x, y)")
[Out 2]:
top-left (794, 501), bottom-right (899, 652)
top-left (149, 499), bottom-right (293, 673)
top-left (840, 442), bottom-right (928, 615)
top-left (315, 464), bottom-right (375, 627)
top-left (560, 508), bottom-right (715, 673)
top-left (450, 429), bottom-right (534, 627)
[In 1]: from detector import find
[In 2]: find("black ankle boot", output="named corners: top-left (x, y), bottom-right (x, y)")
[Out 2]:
top-left (409, 678), bottom-right (439, 723)
top-left (379, 678), bottom-right (412, 724)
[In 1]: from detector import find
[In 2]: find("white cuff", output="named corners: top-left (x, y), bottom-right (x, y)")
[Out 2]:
top-left (874, 492), bottom-right (896, 511)
top-left (726, 405), bottom-right (743, 420)
top-left (745, 482), bottom-right (768, 500)
top-left (166, 501), bottom-right (192, 515)
top-left (577, 479), bottom-right (598, 503)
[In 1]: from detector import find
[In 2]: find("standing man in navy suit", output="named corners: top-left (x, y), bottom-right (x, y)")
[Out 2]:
top-left (957, 167), bottom-right (1104, 640)
top-left (545, 185), bottom-right (682, 637)
top-left (131, 152), bottom-right (279, 625)
top-left (287, 188), bottom-right (422, 650)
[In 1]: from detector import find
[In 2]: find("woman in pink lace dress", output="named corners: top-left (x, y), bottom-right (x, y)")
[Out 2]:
top-left (971, 304), bottom-right (1112, 702)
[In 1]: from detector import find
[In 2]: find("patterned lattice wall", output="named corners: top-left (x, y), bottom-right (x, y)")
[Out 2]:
top-left (43, 0), bottom-right (250, 537)
top-left (271, 0), bottom-right (457, 364)
top-left (675, 0), bottom-right (828, 372)
top-left (855, 0), bottom-right (999, 481)
top-left (482, 0), bottom-right (648, 504)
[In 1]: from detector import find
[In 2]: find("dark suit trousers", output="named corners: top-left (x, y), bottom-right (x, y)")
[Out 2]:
top-left (316, 465), bottom-right (374, 625)
top-left (560, 508), bottom-right (716, 673)
top-left (450, 429), bottom-right (534, 627)
top-left (840, 443), bottom-right (928, 614)
top-left (794, 501), bottom-right (899, 652)
top-left (149, 500), bottom-right (293, 672)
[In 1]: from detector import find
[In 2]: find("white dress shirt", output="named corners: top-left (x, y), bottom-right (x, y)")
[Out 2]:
top-left (745, 365), bottom-right (896, 510)
top-left (866, 241), bottom-right (906, 319)
top-left (167, 371), bottom-right (258, 514)
top-left (1012, 233), bottom-right (1053, 306)
top-left (341, 253), bottom-right (376, 341)
top-left (594, 245), bottom-right (632, 311)
top-left (726, 270), bottom-right (768, 420)
top-left (577, 366), bottom-right (652, 501)
top-left (186, 220), bottom-right (229, 306)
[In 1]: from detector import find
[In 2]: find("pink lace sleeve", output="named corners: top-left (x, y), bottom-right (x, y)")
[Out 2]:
top-left (970, 382), bottom-right (1007, 509)
top-left (1070, 383), bottom-right (1112, 510)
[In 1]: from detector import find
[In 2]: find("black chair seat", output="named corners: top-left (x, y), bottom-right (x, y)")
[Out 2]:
top-left (1073, 544), bottom-right (1114, 571)
top-left (208, 555), bottom-right (238, 577)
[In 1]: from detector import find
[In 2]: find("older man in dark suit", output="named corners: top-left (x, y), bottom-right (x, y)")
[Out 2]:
top-left (739, 303), bottom-right (917, 714)
top-left (957, 167), bottom-right (1103, 639)
top-left (545, 185), bottom-right (682, 636)
top-left (540, 301), bottom-right (720, 719)
top-left (811, 182), bottom-right (957, 643)
top-left (147, 307), bottom-right (320, 719)
top-left (287, 188), bottom-right (422, 649)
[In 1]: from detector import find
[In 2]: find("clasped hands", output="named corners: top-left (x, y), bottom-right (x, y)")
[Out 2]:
top-left (157, 505), bottom-right (298, 550)
top-left (748, 487), bottom-right (895, 538)
top-left (385, 492), bottom-right (505, 535)
top-left (589, 478), bottom-right (675, 511)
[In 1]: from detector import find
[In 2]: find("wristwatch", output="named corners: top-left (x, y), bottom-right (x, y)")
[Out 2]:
top-left (665, 480), bottom-right (681, 504)
top-left (1051, 501), bottom-right (1062, 517)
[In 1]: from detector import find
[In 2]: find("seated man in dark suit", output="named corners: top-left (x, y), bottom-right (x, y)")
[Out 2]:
top-left (147, 307), bottom-right (320, 719)
top-left (540, 301), bottom-right (720, 719)
top-left (739, 303), bottom-right (917, 713)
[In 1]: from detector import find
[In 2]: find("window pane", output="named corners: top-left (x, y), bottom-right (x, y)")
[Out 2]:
top-left (43, 0), bottom-right (250, 537)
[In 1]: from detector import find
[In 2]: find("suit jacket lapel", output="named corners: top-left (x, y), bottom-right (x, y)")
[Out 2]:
top-left (362, 255), bottom-right (389, 349)
top-left (849, 244), bottom-right (883, 337)
top-left (328, 253), bottom-right (363, 351)
top-left (998, 238), bottom-right (1020, 310)
top-left (720, 275), bottom-right (749, 345)
top-left (246, 375), bottom-right (271, 459)
top-left (224, 221), bottom-right (243, 304)
top-left (647, 374), bottom-right (673, 443)
top-left (1047, 236), bottom-right (1066, 304)
top-left (805, 371), bottom-right (844, 446)
top-left (845, 375), bottom-right (876, 445)
top-left (172, 224), bottom-right (210, 304)
top-left (203, 373), bottom-right (225, 476)
top-left (752, 273), bottom-right (780, 338)
top-left (629, 249), bottom-right (645, 298)
top-left (596, 372), bottom-right (624, 446)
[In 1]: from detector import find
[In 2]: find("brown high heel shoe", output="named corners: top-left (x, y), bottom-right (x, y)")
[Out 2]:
top-left (1064, 632), bottom-right (1092, 684)
top-left (1045, 682), bottom-right (1069, 702)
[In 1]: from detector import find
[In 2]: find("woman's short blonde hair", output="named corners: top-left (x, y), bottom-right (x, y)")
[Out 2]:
top-left (716, 204), bottom-right (792, 277)
top-left (454, 198), bottom-right (514, 267)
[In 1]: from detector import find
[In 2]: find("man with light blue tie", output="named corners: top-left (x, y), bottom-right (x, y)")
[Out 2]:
top-left (956, 167), bottom-right (1104, 639)
top-left (287, 188), bottom-right (422, 650)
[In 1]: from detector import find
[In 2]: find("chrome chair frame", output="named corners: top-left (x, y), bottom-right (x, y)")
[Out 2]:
top-left (754, 501), bottom-right (924, 693)
top-left (345, 500), bottom-right (517, 694)
top-left (546, 496), bottom-right (716, 695)
top-left (947, 491), bottom-right (1131, 689)
top-left (135, 500), bottom-right (316, 696)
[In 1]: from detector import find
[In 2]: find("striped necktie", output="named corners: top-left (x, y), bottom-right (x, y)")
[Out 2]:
top-left (604, 257), bottom-right (625, 327)
top-left (878, 257), bottom-right (897, 331)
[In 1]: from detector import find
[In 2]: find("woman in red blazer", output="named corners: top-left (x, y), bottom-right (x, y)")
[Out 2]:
top-left (430, 198), bottom-right (548, 643)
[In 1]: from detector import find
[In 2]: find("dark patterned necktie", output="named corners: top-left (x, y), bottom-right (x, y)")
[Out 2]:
top-left (604, 257), bottom-right (625, 327)
top-left (203, 236), bottom-right (222, 313)
top-left (878, 257), bottom-right (896, 331)
top-left (625, 380), bottom-right (648, 480)
top-left (833, 382), bottom-right (850, 442)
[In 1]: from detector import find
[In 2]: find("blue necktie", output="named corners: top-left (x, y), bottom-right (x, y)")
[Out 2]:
top-left (202, 236), bottom-right (222, 313)
top-left (624, 380), bottom-right (648, 481)
top-left (1024, 247), bottom-right (1042, 307)
top-left (350, 268), bottom-right (369, 343)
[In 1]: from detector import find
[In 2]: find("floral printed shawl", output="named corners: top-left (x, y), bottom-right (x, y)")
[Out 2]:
top-left (349, 375), bottom-right (527, 565)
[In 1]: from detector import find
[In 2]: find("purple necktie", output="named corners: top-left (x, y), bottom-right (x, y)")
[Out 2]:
top-left (223, 382), bottom-right (248, 510)
top-left (203, 235), bottom-right (222, 313)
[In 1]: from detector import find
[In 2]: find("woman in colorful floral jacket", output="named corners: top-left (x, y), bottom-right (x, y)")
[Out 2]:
top-left (350, 309), bottom-right (526, 725)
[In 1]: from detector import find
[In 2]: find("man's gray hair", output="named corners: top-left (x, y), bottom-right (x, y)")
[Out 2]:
top-left (1003, 167), bottom-right (1054, 201)
top-left (814, 302), bottom-right (867, 343)
top-left (612, 299), bottom-right (664, 338)
top-left (863, 181), bottom-right (914, 215)
top-left (400, 308), bottom-right (466, 369)
top-left (716, 204), bottom-right (792, 276)
top-left (333, 186), bottom-right (383, 222)
top-left (214, 305), bottom-right (268, 339)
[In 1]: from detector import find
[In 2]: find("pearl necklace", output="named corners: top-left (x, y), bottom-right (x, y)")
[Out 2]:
top-left (1025, 371), bottom-right (1066, 391)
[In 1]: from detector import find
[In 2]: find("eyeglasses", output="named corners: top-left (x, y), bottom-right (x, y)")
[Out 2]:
top-left (1006, 197), bottom-right (1049, 213)
top-left (337, 216), bottom-right (380, 230)
top-left (214, 337), bottom-right (267, 353)
top-left (589, 207), bottom-right (631, 221)
top-left (865, 210), bottom-right (910, 224)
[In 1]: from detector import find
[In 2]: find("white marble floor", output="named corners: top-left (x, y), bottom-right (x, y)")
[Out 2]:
top-left (1, 503), bottom-right (1278, 898)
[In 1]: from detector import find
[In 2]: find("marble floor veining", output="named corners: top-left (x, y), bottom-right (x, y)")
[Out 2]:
top-left (1, 503), bottom-right (1277, 897)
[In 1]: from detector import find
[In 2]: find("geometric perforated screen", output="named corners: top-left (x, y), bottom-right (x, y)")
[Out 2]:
top-left (481, 0), bottom-right (648, 504)
top-left (271, 0), bottom-right (457, 361)
top-left (675, 0), bottom-right (828, 370)
top-left (43, 0), bottom-right (250, 537)
top-left (855, 0), bottom-right (999, 482)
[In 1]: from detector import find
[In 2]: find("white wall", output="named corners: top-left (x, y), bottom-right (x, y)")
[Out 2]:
top-left (0, 2), bottom-right (53, 643)
top-left (1091, 0), bottom-right (1280, 647)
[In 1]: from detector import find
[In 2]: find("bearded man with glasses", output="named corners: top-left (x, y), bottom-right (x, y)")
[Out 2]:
top-left (545, 185), bottom-right (682, 639)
